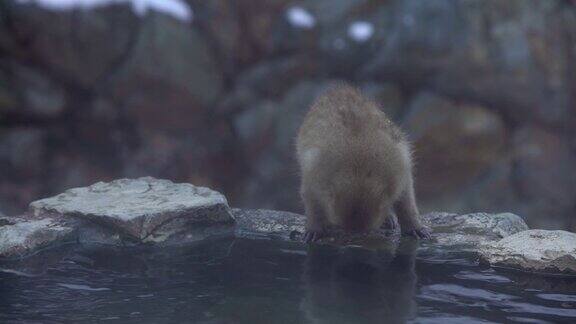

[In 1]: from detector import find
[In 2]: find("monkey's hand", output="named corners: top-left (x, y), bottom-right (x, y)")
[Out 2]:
top-left (303, 229), bottom-right (326, 243)
top-left (381, 216), bottom-right (400, 231)
top-left (403, 226), bottom-right (432, 240)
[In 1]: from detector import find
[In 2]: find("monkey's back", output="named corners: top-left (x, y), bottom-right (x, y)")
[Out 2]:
top-left (297, 84), bottom-right (412, 229)
top-left (297, 84), bottom-right (408, 176)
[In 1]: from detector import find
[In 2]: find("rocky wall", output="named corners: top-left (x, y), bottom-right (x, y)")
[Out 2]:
top-left (0, 0), bottom-right (575, 230)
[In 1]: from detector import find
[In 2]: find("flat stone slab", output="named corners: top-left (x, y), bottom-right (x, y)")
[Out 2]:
top-left (232, 208), bottom-right (305, 239)
top-left (30, 177), bottom-right (234, 241)
top-left (480, 230), bottom-right (576, 275)
top-left (423, 212), bottom-right (529, 249)
top-left (0, 217), bottom-right (75, 259)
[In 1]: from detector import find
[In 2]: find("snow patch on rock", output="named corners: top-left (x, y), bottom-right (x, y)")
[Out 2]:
top-left (348, 21), bottom-right (374, 42)
top-left (286, 6), bottom-right (316, 29)
top-left (16, 0), bottom-right (193, 22)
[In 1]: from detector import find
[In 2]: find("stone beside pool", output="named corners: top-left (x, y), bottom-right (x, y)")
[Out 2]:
top-left (29, 177), bottom-right (235, 244)
top-left (0, 216), bottom-right (75, 258)
top-left (2, 177), bottom-right (575, 277)
top-left (232, 208), bottom-right (306, 239)
top-left (423, 212), bottom-right (529, 249)
top-left (480, 230), bottom-right (576, 275)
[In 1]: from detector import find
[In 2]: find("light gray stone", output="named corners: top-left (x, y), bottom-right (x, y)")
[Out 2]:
top-left (30, 177), bottom-right (234, 242)
top-left (424, 212), bottom-right (529, 249)
top-left (232, 208), bottom-right (305, 240)
top-left (480, 230), bottom-right (576, 275)
top-left (0, 217), bottom-right (75, 258)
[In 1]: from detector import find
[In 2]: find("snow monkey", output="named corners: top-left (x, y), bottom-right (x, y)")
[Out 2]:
top-left (296, 83), bottom-right (430, 242)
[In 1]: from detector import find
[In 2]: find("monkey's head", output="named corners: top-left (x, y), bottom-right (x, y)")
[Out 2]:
top-left (330, 178), bottom-right (390, 232)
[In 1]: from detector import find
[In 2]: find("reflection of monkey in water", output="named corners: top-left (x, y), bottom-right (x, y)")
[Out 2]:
top-left (296, 83), bottom-right (430, 242)
top-left (301, 239), bottom-right (418, 324)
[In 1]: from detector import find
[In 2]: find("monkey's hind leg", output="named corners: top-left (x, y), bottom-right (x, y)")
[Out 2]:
top-left (302, 193), bottom-right (329, 243)
top-left (393, 183), bottom-right (431, 239)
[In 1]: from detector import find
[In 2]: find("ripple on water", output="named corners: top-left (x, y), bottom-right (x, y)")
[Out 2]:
top-left (454, 270), bottom-right (512, 283)
top-left (58, 283), bottom-right (111, 292)
top-left (536, 294), bottom-right (576, 302)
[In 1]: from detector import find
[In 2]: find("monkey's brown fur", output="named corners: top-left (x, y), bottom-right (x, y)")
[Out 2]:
top-left (296, 83), bottom-right (430, 242)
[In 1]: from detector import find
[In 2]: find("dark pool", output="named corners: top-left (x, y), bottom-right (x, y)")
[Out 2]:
top-left (1, 237), bottom-right (575, 323)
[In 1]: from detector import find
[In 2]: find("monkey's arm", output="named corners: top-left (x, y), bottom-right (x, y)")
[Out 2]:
top-left (393, 179), bottom-right (431, 239)
top-left (302, 192), bottom-right (330, 243)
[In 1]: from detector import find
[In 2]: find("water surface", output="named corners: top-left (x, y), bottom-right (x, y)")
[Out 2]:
top-left (1, 238), bottom-right (575, 323)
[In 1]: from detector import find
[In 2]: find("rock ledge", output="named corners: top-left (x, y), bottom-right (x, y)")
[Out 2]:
top-left (30, 177), bottom-right (234, 241)
top-left (424, 212), bottom-right (528, 249)
top-left (480, 230), bottom-right (576, 275)
top-left (8, 177), bottom-right (575, 278)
